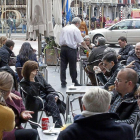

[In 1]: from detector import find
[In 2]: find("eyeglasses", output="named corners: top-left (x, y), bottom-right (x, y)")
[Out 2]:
top-left (115, 78), bottom-right (128, 83)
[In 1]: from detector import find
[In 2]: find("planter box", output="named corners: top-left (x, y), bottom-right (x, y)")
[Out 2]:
top-left (45, 49), bottom-right (58, 66)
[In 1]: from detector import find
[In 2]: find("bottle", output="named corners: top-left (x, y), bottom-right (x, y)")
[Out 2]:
top-left (39, 55), bottom-right (43, 65)
top-left (86, 51), bottom-right (89, 58)
top-left (66, 115), bottom-right (72, 126)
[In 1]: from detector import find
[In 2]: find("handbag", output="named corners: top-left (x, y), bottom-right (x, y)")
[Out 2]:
top-left (57, 99), bottom-right (66, 114)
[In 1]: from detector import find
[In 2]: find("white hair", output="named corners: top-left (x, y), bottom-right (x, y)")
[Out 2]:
top-left (72, 17), bottom-right (81, 25)
top-left (82, 87), bottom-right (111, 112)
top-left (84, 35), bottom-right (90, 41)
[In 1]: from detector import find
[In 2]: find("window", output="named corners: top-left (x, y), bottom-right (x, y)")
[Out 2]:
top-left (111, 20), bottom-right (132, 30)
top-left (131, 20), bottom-right (140, 29)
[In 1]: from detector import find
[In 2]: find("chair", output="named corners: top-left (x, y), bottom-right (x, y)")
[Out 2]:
top-left (120, 60), bottom-right (127, 66)
top-left (85, 59), bottom-right (102, 86)
top-left (53, 46), bottom-right (61, 72)
top-left (20, 87), bottom-right (66, 128)
top-left (70, 96), bottom-right (83, 117)
top-left (16, 67), bottom-right (23, 81)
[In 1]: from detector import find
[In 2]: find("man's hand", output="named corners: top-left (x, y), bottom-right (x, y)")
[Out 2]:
top-left (93, 66), bottom-right (102, 74)
top-left (21, 111), bottom-right (34, 120)
top-left (117, 55), bottom-right (121, 60)
top-left (30, 71), bottom-right (36, 82)
top-left (55, 96), bottom-right (59, 102)
top-left (126, 61), bottom-right (135, 68)
top-left (8, 92), bottom-right (22, 102)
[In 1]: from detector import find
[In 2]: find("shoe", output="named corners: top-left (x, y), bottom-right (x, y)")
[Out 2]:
top-left (61, 84), bottom-right (66, 88)
top-left (30, 38), bottom-right (33, 41)
top-left (74, 83), bottom-right (81, 86)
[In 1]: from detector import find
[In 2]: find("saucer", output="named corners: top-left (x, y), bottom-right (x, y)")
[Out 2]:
top-left (43, 130), bottom-right (59, 135)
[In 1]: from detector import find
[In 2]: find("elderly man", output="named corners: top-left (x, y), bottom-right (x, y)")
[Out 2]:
top-left (85, 37), bottom-right (107, 85)
top-left (57, 87), bottom-right (134, 140)
top-left (127, 42), bottom-right (140, 80)
top-left (118, 36), bottom-right (134, 61)
top-left (110, 68), bottom-right (139, 125)
top-left (59, 17), bottom-right (89, 87)
top-left (94, 53), bottom-right (123, 90)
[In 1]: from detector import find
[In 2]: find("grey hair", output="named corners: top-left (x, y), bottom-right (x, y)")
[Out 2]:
top-left (98, 37), bottom-right (106, 45)
top-left (72, 17), bottom-right (81, 24)
top-left (103, 47), bottom-right (117, 56)
top-left (82, 87), bottom-right (111, 112)
top-left (84, 35), bottom-right (91, 41)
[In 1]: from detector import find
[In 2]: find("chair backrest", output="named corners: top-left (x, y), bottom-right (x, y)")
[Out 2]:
top-left (120, 60), bottom-right (127, 66)
top-left (70, 96), bottom-right (83, 117)
top-left (16, 67), bottom-right (23, 81)
top-left (53, 46), bottom-right (61, 59)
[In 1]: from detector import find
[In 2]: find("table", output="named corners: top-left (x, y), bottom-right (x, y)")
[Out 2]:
top-left (65, 86), bottom-right (103, 121)
top-left (37, 128), bottom-right (61, 140)
top-left (79, 56), bottom-right (87, 85)
top-left (39, 63), bottom-right (48, 83)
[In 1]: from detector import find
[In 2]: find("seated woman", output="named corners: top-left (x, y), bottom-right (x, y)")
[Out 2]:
top-left (16, 42), bottom-right (37, 68)
top-left (0, 71), bottom-right (15, 140)
top-left (0, 36), bottom-right (7, 48)
top-left (3, 89), bottom-right (38, 140)
top-left (20, 60), bottom-right (62, 128)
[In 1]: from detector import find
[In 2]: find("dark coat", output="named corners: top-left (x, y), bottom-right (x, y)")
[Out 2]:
top-left (127, 49), bottom-right (140, 76)
top-left (118, 44), bottom-right (134, 61)
top-left (16, 54), bottom-right (37, 67)
top-left (88, 45), bottom-right (107, 63)
top-left (97, 63), bottom-right (123, 90)
top-left (111, 85), bottom-right (139, 124)
top-left (57, 113), bottom-right (134, 140)
top-left (133, 112), bottom-right (140, 139)
top-left (3, 91), bottom-right (26, 140)
top-left (0, 45), bottom-right (13, 67)
top-left (20, 73), bottom-right (58, 125)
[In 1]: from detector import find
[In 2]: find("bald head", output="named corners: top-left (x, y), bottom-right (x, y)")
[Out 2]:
top-left (136, 42), bottom-right (140, 47)
top-left (119, 68), bottom-right (138, 85)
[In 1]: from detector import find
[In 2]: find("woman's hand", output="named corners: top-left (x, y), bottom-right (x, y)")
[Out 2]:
top-left (21, 111), bottom-right (34, 120)
top-left (30, 71), bottom-right (36, 82)
top-left (8, 92), bottom-right (22, 101)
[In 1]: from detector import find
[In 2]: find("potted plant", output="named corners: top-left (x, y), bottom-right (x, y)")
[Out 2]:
top-left (44, 37), bottom-right (60, 66)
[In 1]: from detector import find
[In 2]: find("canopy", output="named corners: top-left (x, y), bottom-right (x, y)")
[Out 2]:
top-left (53, 0), bottom-right (62, 45)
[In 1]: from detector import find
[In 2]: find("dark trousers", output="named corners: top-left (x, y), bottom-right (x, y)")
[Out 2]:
top-left (28, 94), bottom-right (62, 129)
top-left (60, 46), bottom-right (77, 84)
top-left (15, 129), bottom-right (38, 140)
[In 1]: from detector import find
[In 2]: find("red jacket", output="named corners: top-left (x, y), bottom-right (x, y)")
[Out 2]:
top-left (3, 91), bottom-right (26, 140)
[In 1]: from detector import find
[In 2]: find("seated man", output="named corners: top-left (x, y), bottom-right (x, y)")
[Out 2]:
top-left (57, 87), bottom-right (134, 140)
top-left (0, 40), bottom-right (15, 67)
top-left (110, 68), bottom-right (139, 125)
top-left (85, 37), bottom-right (107, 85)
top-left (118, 36), bottom-right (134, 61)
top-left (94, 53), bottom-right (123, 90)
top-left (127, 42), bottom-right (140, 82)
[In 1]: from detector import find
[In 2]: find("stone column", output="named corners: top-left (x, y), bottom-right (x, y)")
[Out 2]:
top-left (114, 6), bottom-right (116, 19)
top-left (106, 5), bottom-right (109, 17)
top-left (14, 0), bottom-right (16, 5)
top-left (91, 5), bottom-right (95, 17)
top-left (84, 4), bottom-right (87, 15)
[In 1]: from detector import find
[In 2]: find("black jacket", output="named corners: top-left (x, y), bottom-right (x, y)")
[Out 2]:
top-left (0, 45), bottom-right (13, 67)
top-left (127, 49), bottom-right (140, 76)
top-left (133, 112), bottom-right (140, 139)
top-left (97, 63), bottom-right (123, 90)
top-left (57, 113), bottom-right (134, 140)
top-left (20, 73), bottom-right (58, 110)
top-left (111, 85), bottom-right (139, 124)
top-left (118, 44), bottom-right (134, 61)
top-left (88, 45), bottom-right (107, 63)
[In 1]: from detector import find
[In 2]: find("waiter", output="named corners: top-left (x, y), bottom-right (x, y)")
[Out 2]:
top-left (59, 17), bottom-right (89, 88)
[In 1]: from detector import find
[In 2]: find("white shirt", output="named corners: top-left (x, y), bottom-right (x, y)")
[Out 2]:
top-left (59, 24), bottom-right (84, 49)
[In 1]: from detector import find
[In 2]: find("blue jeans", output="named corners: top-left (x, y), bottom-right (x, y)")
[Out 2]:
top-left (12, 25), bottom-right (16, 33)
top-left (22, 25), bottom-right (26, 33)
